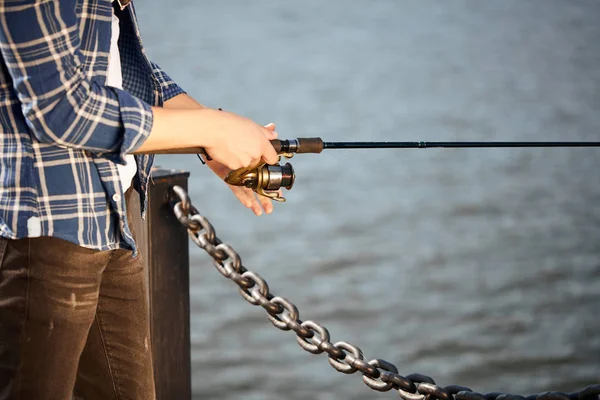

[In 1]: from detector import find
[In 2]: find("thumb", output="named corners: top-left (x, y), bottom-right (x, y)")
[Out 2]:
top-left (262, 126), bottom-right (278, 140)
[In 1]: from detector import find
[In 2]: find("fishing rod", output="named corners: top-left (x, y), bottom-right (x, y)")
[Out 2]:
top-left (222, 138), bottom-right (600, 202)
top-left (321, 141), bottom-right (600, 149)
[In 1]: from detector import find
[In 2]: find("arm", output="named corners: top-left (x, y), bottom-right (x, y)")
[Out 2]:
top-left (156, 93), bottom-right (279, 216)
top-left (0, 0), bottom-right (277, 170)
top-left (162, 92), bottom-right (205, 109)
top-left (136, 101), bottom-right (278, 170)
top-left (0, 0), bottom-right (151, 164)
top-left (137, 93), bottom-right (207, 150)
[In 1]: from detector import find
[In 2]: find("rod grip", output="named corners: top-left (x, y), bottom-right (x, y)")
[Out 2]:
top-left (271, 138), bottom-right (324, 154)
top-left (298, 137), bottom-right (324, 153)
top-left (133, 147), bottom-right (207, 155)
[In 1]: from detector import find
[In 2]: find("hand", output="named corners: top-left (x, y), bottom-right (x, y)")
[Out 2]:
top-left (205, 123), bottom-right (280, 216)
top-left (156, 94), bottom-right (281, 214)
top-left (202, 110), bottom-right (279, 170)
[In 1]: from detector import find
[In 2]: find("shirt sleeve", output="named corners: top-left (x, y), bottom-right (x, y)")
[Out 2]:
top-left (0, 0), bottom-right (153, 165)
top-left (150, 61), bottom-right (187, 103)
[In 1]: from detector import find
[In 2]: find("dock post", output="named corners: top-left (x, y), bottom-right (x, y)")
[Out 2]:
top-left (133, 168), bottom-right (192, 400)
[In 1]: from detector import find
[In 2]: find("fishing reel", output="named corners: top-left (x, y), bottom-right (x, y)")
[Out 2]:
top-left (225, 155), bottom-right (295, 202)
top-left (224, 138), bottom-right (324, 202)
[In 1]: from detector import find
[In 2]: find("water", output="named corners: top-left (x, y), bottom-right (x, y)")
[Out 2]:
top-left (136, 1), bottom-right (600, 398)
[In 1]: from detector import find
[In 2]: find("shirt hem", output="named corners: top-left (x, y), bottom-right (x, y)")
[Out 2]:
top-left (0, 230), bottom-right (126, 253)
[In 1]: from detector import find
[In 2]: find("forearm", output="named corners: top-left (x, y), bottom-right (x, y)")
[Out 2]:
top-left (162, 93), bottom-right (205, 109)
top-left (133, 93), bottom-right (211, 154)
top-left (134, 92), bottom-right (279, 170)
top-left (133, 106), bottom-right (217, 154)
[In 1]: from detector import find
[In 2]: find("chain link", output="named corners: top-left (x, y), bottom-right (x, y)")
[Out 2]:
top-left (170, 186), bottom-right (600, 400)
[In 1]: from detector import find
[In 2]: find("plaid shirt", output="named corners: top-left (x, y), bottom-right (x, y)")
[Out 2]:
top-left (0, 0), bottom-right (185, 253)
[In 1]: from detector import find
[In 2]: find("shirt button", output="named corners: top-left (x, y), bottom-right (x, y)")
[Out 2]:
top-left (112, 194), bottom-right (122, 202)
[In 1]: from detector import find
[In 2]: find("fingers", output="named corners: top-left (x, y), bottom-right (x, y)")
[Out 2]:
top-left (264, 130), bottom-right (278, 140)
top-left (261, 124), bottom-right (279, 164)
top-left (262, 123), bottom-right (278, 140)
top-left (261, 143), bottom-right (279, 165)
top-left (211, 159), bottom-right (273, 216)
top-left (256, 189), bottom-right (282, 215)
top-left (230, 186), bottom-right (276, 216)
top-left (230, 186), bottom-right (261, 215)
top-left (258, 193), bottom-right (273, 214)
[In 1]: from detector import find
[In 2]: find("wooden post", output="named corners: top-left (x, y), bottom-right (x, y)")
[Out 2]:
top-left (133, 168), bottom-right (192, 400)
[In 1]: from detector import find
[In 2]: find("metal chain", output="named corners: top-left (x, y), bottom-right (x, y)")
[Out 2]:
top-left (170, 185), bottom-right (600, 400)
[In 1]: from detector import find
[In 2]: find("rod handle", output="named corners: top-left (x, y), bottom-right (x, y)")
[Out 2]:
top-left (271, 138), bottom-right (324, 154)
top-left (133, 147), bottom-right (208, 155)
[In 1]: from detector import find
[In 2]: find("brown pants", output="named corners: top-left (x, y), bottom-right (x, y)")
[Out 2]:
top-left (0, 188), bottom-right (155, 400)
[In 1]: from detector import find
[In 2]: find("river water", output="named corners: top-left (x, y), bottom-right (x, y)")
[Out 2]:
top-left (135, 1), bottom-right (600, 399)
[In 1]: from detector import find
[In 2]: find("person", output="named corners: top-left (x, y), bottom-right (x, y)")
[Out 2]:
top-left (0, 0), bottom-right (278, 398)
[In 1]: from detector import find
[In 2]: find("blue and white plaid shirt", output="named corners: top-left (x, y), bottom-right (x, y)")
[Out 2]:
top-left (0, 0), bottom-right (185, 253)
